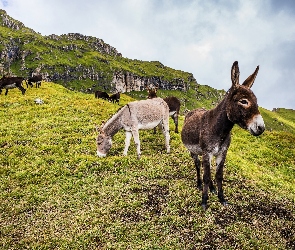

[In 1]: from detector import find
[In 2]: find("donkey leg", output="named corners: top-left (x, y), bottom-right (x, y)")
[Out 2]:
top-left (201, 153), bottom-right (212, 210)
top-left (215, 153), bottom-right (228, 206)
top-left (190, 153), bottom-right (202, 190)
top-left (172, 113), bottom-right (179, 133)
top-left (123, 131), bottom-right (132, 156)
top-left (160, 121), bottom-right (170, 153)
top-left (131, 129), bottom-right (141, 159)
top-left (18, 86), bottom-right (26, 95)
top-left (5, 89), bottom-right (8, 95)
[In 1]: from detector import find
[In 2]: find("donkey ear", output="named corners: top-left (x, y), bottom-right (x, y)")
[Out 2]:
top-left (95, 124), bottom-right (100, 133)
top-left (95, 121), bottom-right (105, 133)
top-left (242, 65), bottom-right (259, 89)
top-left (100, 121), bottom-right (105, 132)
top-left (231, 61), bottom-right (240, 87)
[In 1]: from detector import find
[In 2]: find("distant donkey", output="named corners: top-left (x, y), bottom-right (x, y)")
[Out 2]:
top-left (181, 61), bottom-right (265, 210)
top-left (109, 92), bottom-right (120, 104)
top-left (27, 75), bottom-right (42, 88)
top-left (147, 87), bottom-right (181, 133)
top-left (0, 76), bottom-right (26, 95)
top-left (95, 90), bottom-right (109, 100)
top-left (96, 98), bottom-right (170, 159)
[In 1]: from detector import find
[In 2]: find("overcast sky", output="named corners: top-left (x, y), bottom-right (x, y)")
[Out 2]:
top-left (1, 0), bottom-right (295, 110)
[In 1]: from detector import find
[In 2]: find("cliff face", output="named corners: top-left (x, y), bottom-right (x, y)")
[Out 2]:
top-left (111, 71), bottom-right (188, 92)
top-left (0, 9), bottom-right (196, 93)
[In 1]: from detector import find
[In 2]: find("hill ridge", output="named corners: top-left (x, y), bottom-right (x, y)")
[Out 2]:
top-left (0, 9), bottom-right (196, 94)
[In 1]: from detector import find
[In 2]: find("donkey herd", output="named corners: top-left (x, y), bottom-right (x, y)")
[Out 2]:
top-left (96, 61), bottom-right (265, 209)
top-left (0, 75), bottom-right (43, 95)
top-left (94, 90), bottom-right (121, 104)
top-left (2, 61), bottom-right (265, 209)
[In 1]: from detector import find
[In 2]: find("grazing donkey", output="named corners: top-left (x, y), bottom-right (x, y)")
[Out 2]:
top-left (147, 87), bottom-right (181, 133)
top-left (27, 75), bottom-right (42, 88)
top-left (181, 61), bottom-right (265, 210)
top-left (109, 92), bottom-right (120, 104)
top-left (95, 90), bottom-right (109, 100)
top-left (96, 97), bottom-right (170, 159)
top-left (0, 76), bottom-right (26, 95)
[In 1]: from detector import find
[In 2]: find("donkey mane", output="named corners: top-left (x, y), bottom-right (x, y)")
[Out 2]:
top-left (102, 106), bottom-right (126, 136)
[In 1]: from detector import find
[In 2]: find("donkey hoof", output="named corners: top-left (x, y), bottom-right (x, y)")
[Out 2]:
top-left (201, 203), bottom-right (208, 211)
top-left (221, 201), bottom-right (229, 207)
top-left (210, 188), bottom-right (217, 194)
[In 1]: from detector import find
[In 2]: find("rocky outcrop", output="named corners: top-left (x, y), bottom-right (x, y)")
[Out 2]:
top-left (46, 33), bottom-right (122, 57)
top-left (0, 9), bottom-right (35, 33)
top-left (111, 71), bottom-right (189, 92)
top-left (37, 66), bottom-right (191, 93)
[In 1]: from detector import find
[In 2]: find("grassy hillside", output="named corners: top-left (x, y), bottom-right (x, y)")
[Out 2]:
top-left (0, 9), bottom-right (195, 92)
top-left (260, 108), bottom-right (295, 134)
top-left (0, 83), bottom-right (294, 249)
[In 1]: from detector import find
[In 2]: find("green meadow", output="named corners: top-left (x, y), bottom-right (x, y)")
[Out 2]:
top-left (0, 82), bottom-right (294, 249)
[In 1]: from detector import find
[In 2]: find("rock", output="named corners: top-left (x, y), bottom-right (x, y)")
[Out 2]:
top-left (34, 98), bottom-right (44, 104)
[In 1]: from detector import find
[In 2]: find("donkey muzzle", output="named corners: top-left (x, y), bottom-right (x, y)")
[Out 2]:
top-left (248, 114), bottom-right (265, 136)
top-left (97, 150), bottom-right (107, 157)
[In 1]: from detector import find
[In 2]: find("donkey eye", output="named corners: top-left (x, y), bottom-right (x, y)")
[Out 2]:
top-left (97, 136), bottom-right (104, 144)
top-left (239, 99), bottom-right (248, 105)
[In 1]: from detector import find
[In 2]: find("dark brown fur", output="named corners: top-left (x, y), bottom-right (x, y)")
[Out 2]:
top-left (109, 92), bottom-right (120, 104)
top-left (181, 61), bottom-right (265, 209)
top-left (147, 87), bottom-right (181, 133)
top-left (0, 76), bottom-right (26, 95)
top-left (95, 90), bottom-right (109, 100)
top-left (27, 75), bottom-right (42, 88)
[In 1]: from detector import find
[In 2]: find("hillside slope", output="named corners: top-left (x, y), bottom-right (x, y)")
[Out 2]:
top-left (0, 9), bottom-right (195, 93)
top-left (0, 83), bottom-right (294, 249)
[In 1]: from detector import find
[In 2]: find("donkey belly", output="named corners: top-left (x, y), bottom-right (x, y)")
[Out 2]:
top-left (169, 111), bottom-right (176, 116)
top-left (184, 143), bottom-right (202, 155)
top-left (4, 83), bottom-right (17, 89)
top-left (138, 120), bottom-right (161, 130)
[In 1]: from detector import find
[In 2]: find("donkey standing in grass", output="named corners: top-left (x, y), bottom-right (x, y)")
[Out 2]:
top-left (181, 61), bottom-right (265, 210)
top-left (96, 98), bottom-right (170, 159)
top-left (0, 76), bottom-right (26, 95)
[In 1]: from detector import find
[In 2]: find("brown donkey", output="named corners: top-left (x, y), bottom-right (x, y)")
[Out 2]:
top-left (147, 87), bottom-right (181, 133)
top-left (181, 61), bottom-right (265, 210)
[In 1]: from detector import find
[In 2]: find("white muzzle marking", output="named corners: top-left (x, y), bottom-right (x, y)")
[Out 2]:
top-left (248, 114), bottom-right (265, 135)
top-left (97, 150), bottom-right (107, 157)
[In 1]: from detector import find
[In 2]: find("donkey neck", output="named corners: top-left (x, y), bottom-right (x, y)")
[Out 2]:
top-left (102, 108), bottom-right (124, 137)
top-left (209, 97), bottom-right (234, 138)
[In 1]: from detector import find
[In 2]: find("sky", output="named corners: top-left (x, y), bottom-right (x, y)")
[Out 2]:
top-left (1, 0), bottom-right (295, 110)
